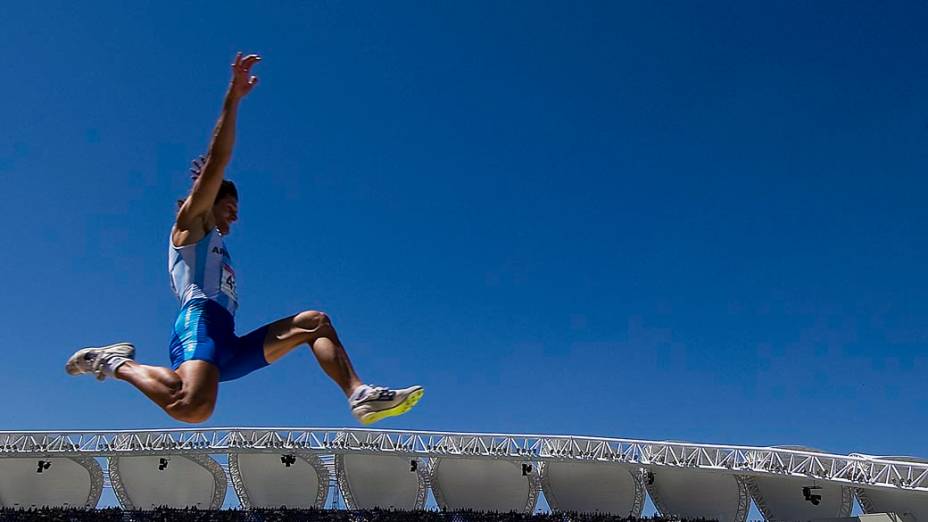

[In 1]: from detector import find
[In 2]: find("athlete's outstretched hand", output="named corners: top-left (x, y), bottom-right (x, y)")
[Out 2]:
top-left (229, 52), bottom-right (260, 100)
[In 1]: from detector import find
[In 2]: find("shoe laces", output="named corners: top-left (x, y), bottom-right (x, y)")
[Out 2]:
top-left (366, 385), bottom-right (396, 401)
top-left (352, 385), bottom-right (396, 405)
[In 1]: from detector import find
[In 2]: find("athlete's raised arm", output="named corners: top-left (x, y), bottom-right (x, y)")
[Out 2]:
top-left (175, 52), bottom-right (260, 239)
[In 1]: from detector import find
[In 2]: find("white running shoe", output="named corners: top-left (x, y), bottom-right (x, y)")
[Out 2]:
top-left (65, 343), bottom-right (135, 381)
top-left (349, 384), bottom-right (424, 425)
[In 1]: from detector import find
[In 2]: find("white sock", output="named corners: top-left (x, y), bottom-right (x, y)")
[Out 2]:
top-left (101, 356), bottom-right (130, 377)
top-left (350, 384), bottom-right (372, 403)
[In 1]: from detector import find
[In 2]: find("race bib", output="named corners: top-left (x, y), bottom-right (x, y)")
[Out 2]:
top-left (220, 263), bottom-right (238, 302)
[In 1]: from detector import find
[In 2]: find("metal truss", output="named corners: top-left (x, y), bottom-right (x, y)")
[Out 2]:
top-left (855, 487), bottom-right (878, 514)
top-left (1, 428), bottom-right (928, 495)
top-left (60, 456), bottom-right (105, 509)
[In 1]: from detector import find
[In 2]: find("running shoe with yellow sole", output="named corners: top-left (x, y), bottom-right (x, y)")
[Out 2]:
top-left (349, 385), bottom-right (424, 425)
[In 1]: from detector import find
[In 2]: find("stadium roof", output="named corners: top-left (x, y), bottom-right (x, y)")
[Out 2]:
top-left (1, 427), bottom-right (927, 521)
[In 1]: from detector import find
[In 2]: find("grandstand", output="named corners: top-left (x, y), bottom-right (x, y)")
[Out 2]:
top-left (0, 428), bottom-right (926, 521)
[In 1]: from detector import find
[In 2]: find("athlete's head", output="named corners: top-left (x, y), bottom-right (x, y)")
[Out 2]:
top-left (182, 155), bottom-right (240, 235)
top-left (212, 180), bottom-right (239, 235)
top-left (176, 180), bottom-right (239, 234)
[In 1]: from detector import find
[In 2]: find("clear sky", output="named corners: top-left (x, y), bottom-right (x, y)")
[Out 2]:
top-left (2, 1), bottom-right (927, 512)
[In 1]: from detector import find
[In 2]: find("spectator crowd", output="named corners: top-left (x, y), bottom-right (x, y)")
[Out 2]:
top-left (0, 507), bottom-right (717, 522)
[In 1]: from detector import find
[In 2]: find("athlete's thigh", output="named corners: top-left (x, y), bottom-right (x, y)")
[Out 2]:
top-left (259, 311), bottom-right (327, 364)
top-left (176, 360), bottom-right (220, 404)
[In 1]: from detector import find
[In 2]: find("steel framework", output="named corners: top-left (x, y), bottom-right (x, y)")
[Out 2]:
top-left (1, 427), bottom-right (926, 497)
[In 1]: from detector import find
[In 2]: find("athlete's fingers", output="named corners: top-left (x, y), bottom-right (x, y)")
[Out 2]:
top-left (190, 155), bottom-right (206, 178)
top-left (248, 75), bottom-right (259, 87)
top-left (241, 54), bottom-right (261, 72)
top-left (232, 51), bottom-right (242, 74)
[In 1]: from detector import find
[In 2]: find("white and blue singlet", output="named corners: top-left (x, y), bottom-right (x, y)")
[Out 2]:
top-left (167, 228), bottom-right (268, 381)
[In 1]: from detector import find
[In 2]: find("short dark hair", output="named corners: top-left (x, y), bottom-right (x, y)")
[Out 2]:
top-left (217, 180), bottom-right (238, 202)
top-left (176, 180), bottom-right (239, 210)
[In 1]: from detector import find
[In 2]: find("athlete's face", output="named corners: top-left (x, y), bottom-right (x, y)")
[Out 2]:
top-left (212, 195), bottom-right (239, 235)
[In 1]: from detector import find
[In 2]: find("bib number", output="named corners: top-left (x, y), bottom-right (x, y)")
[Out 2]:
top-left (221, 263), bottom-right (238, 301)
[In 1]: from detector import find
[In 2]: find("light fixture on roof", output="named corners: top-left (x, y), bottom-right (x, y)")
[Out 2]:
top-left (803, 485), bottom-right (822, 505)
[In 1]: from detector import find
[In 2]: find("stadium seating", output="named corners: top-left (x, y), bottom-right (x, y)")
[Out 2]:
top-left (0, 507), bottom-right (715, 522)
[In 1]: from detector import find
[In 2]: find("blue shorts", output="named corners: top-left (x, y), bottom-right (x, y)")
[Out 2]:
top-left (169, 298), bottom-right (269, 382)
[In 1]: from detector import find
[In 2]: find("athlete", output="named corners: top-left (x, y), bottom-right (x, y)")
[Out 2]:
top-left (66, 52), bottom-right (423, 425)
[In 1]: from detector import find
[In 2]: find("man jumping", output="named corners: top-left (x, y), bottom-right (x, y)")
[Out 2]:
top-left (66, 52), bottom-right (423, 424)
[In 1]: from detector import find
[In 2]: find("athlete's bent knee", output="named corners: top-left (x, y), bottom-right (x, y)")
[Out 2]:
top-left (166, 395), bottom-right (215, 424)
top-left (296, 310), bottom-right (332, 333)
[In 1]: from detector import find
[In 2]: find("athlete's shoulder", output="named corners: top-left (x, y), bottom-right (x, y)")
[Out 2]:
top-left (171, 222), bottom-right (214, 249)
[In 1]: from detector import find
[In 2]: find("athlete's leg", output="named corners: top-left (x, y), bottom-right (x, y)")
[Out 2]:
top-left (67, 300), bottom-right (227, 423)
top-left (207, 308), bottom-right (421, 425)
top-left (259, 310), bottom-right (362, 396)
top-left (113, 360), bottom-right (219, 423)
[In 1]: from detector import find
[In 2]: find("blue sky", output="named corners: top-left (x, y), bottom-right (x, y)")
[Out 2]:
top-left (2, 0), bottom-right (927, 506)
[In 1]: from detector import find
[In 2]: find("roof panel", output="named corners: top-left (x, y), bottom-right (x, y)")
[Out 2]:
top-left (646, 468), bottom-right (749, 522)
top-left (748, 476), bottom-right (852, 521)
top-left (431, 458), bottom-right (538, 513)
top-left (109, 455), bottom-right (225, 509)
top-left (230, 453), bottom-right (327, 508)
top-left (337, 454), bottom-right (425, 510)
top-left (858, 487), bottom-right (928, 521)
top-left (0, 457), bottom-right (101, 508)
top-left (541, 462), bottom-right (643, 516)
